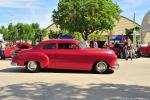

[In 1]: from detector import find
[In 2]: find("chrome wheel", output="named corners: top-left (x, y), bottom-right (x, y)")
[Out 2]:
top-left (95, 62), bottom-right (108, 73)
top-left (26, 61), bottom-right (40, 72)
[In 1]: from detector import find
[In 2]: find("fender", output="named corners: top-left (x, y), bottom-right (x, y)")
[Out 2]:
top-left (18, 52), bottom-right (49, 68)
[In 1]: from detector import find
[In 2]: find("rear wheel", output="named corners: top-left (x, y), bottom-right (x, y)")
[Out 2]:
top-left (25, 61), bottom-right (40, 73)
top-left (93, 61), bottom-right (108, 74)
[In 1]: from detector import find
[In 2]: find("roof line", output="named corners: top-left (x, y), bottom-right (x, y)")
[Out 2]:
top-left (45, 16), bottom-right (141, 29)
top-left (120, 16), bottom-right (141, 26)
top-left (45, 23), bottom-right (55, 30)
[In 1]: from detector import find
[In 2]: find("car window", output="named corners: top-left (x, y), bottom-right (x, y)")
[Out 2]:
top-left (79, 42), bottom-right (87, 49)
top-left (43, 43), bottom-right (56, 49)
top-left (58, 43), bottom-right (77, 49)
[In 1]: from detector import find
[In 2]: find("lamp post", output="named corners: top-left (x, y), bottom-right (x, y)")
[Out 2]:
top-left (133, 11), bottom-right (136, 48)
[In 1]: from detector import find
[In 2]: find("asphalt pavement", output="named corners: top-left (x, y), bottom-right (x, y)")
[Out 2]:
top-left (0, 57), bottom-right (150, 100)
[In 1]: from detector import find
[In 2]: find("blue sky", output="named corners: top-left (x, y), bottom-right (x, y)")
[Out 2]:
top-left (0, 0), bottom-right (149, 28)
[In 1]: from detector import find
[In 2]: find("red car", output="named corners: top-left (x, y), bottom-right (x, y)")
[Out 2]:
top-left (4, 42), bottom-right (32, 58)
top-left (138, 42), bottom-right (150, 56)
top-left (11, 39), bottom-right (119, 73)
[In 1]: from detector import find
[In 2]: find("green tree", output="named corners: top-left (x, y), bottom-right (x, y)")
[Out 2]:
top-left (88, 32), bottom-right (107, 41)
top-left (0, 26), bottom-right (9, 41)
top-left (8, 23), bottom-right (18, 43)
top-left (125, 26), bottom-right (140, 42)
top-left (0, 23), bottom-right (47, 44)
top-left (52, 0), bottom-right (122, 41)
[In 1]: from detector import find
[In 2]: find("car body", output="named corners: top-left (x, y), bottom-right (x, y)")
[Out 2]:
top-left (4, 42), bottom-right (32, 58)
top-left (11, 39), bottom-right (119, 73)
top-left (138, 43), bottom-right (150, 56)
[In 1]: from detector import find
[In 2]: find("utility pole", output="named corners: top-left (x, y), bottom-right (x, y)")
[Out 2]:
top-left (133, 11), bottom-right (136, 48)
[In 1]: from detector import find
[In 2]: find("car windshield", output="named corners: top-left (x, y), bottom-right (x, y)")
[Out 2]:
top-left (79, 42), bottom-right (87, 49)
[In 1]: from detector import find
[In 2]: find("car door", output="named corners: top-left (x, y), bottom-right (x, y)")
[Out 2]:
top-left (146, 45), bottom-right (150, 55)
top-left (42, 43), bottom-right (56, 68)
top-left (55, 43), bottom-right (87, 70)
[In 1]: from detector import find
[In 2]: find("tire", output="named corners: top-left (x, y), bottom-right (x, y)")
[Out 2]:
top-left (25, 61), bottom-right (40, 73)
top-left (93, 61), bottom-right (108, 74)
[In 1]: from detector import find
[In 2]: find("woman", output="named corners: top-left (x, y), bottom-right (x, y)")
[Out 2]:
top-left (123, 43), bottom-right (128, 60)
top-left (127, 45), bottom-right (133, 61)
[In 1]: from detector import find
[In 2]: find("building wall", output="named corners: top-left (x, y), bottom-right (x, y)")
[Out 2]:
top-left (45, 16), bottom-right (140, 40)
top-left (113, 16), bottom-right (140, 35)
top-left (144, 32), bottom-right (150, 43)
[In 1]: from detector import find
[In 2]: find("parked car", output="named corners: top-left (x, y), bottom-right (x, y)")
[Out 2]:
top-left (112, 43), bottom-right (125, 58)
top-left (11, 39), bottom-right (119, 73)
top-left (4, 42), bottom-right (32, 58)
top-left (138, 42), bottom-right (150, 56)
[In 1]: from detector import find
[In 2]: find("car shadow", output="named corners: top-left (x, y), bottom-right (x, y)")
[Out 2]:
top-left (0, 82), bottom-right (149, 100)
top-left (0, 67), bottom-right (114, 74)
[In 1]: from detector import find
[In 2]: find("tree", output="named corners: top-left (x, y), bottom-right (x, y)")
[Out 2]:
top-left (88, 32), bottom-right (107, 41)
top-left (0, 26), bottom-right (9, 41)
top-left (0, 23), bottom-right (47, 44)
top-left (8, 23), bottom-right (18, 43)
top-left (125, 26), bottom-right (140, 42)
top-left (52, 0), bottom-right (122, 41)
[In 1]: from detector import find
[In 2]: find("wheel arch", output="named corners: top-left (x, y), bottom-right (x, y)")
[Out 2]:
top-left (21, 52), bottom-right (49, 68)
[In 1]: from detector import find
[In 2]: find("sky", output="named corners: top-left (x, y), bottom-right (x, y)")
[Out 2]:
top-left (0, 0), bottom-right (149, 28)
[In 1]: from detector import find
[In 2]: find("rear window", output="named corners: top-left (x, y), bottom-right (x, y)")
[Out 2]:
top-left (43, 43), bottom-right (56, 49)
top-left (58, 43), bottom-right (77, 49)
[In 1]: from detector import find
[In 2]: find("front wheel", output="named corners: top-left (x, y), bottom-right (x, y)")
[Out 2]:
top-left (93, 61), bottom-right (108, 74)
top-left (25, 61), bottom-right (40, 73)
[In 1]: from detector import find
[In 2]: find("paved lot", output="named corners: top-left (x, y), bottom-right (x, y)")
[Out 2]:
top-left (0, 58), bottom-right (150, 100)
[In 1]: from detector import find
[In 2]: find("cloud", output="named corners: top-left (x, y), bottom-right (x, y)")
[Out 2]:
top-left (116, 0), bottom-right (149, 11)
top-left (0, 0), bottom-right (32, 8)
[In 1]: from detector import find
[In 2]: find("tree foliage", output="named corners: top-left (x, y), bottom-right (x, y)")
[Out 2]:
top-left (125, 26), bottom-right (140, 42)
top-left (48, 30), bottom-right (83, 41)
top-left (52, 0), bottom-right (122, 41)
top-left (88, 32), bottom-right (107, 41)
top-left (0, 23), bottom-right (48, 45)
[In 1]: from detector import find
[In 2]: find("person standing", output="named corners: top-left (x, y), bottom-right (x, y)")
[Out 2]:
top-left (127, 45), bottom-right (133, 61)
top-left (0, 41), bottom-right (3, 59)
top-left (94, 41), bottom-right (98, 48)
top-left (123, 43), bottom-right (128, 60)
top-left (0, 41), bottom-right (5, 60)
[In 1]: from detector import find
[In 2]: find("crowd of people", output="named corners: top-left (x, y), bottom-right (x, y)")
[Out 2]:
top-left (105, 42), bottom-right (140, 61)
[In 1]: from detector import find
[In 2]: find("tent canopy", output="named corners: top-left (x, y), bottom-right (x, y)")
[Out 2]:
top-left (58, 34), bottom-right (75, 39)
top-left (111, 35), bottom-right (127, 41)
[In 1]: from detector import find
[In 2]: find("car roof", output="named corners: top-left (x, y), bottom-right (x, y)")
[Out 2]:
top-left (42, 39), bottom-right (80, 44)
top-left (33, 39), bottom-right (80, 49)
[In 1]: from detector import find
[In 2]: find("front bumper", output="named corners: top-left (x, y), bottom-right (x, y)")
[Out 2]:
top-left (110, 62), bottom-right (119, 69)
top-left (11, 62), bottom-right (17, 66)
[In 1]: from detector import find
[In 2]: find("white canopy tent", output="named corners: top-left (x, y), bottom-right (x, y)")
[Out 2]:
top-left (141, 11), bottom-right (150, 44)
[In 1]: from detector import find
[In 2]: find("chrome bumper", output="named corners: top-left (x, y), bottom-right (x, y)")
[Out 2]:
top-left (110, 62), bottom-right (119, 69)
top-left (11, 62), bottom-right (17, 66)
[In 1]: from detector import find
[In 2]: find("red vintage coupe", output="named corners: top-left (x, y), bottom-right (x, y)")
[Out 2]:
top-left (11, 39), bottom-right (119, 73)
top-left (138, 42), bottom-right (150, 56)
top-left (4, 42), bottom-right (32, 58)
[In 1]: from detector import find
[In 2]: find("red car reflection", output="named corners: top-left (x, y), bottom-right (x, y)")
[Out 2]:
top-left (11, 39), bottom-right (119, 73)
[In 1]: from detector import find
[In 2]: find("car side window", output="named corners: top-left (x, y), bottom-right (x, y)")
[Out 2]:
top-left (58, 43), bottom-right (77, 49)
top-left (43, 43), bottom-right (56, 49)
